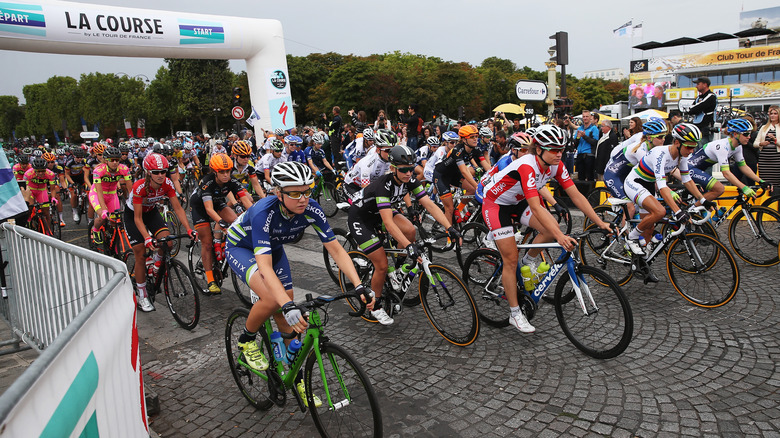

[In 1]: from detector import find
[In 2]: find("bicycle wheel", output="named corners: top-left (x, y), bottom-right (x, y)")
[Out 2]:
top-left (462, 248), bottom-right (510, 328)
top-left (230, 268), bottom-right (255, 308)
top-left (578, 223), bottom-right (633, 286)
top-left (554, 265), bottom-right (633, 359)
top-left (121, 250), bottom-right (135, 281)
top-left (551, 196), bottom-right (573, 235)
top-left (165, 210), bottom-right (182, 257)
top-left (50, 214), bottom-right (62, 239)
top-left (225, 308), bottom-right (274, 411)
top-left (320, 182), bottom-right (340, 218)
top-left (187, 239), bottom-right (209, 293)
top-left (305, 342), bottom-right (383, 438)
top-left (164, 259), bottom-right (200, 330)
top-left (666, 233), bottom-right (739, 308)
top-left (727, 205), bottom-right (780, 267)
top-left (456, 222), bottom-right (490, 270)
top-left (338, 251), bottom-right (379, 323)
top-left (419, 265), bottom-right (479, 346)
top-left (585, 186), bottom-right (612, 208)
top-left (324, 228), bottom-right (356, 286)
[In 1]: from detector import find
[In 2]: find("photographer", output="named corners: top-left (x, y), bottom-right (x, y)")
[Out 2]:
top-left (374, 110), bottom-right (389, 130)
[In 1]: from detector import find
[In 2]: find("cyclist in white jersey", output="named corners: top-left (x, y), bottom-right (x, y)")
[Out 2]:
top-left (343, 129), bottom-right (396, 199)
top-left (481, 125), bottom-right (611, 334)
top-left (258, 139), bottom-right (287, 186)
top-left (423, 131), bottom-right (457, 182)
top-left (414, 136), bottom-right (438, 181)
top-left (623, 123), bottom-right (715, 254)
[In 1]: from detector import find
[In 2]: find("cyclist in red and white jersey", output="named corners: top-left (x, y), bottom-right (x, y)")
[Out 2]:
top-left (481, 124), bottom-right (611, 334)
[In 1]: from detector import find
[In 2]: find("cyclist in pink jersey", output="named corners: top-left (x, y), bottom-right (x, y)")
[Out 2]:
top-left (89, 147), bottom-right (133, 245)
top-left (23, 157), bottom-right (60, 235)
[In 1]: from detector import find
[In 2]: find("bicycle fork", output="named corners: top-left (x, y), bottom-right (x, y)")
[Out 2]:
top-left (564, 262), bottom-right (599, 316)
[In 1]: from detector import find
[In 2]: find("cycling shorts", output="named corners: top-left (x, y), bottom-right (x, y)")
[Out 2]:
top-left (482, 198), bottom-right (530, 241)
top-left (225, 244), bottom-right (293, 290)
top-left (30, 189), bottom-right (50, 204)
top-left (603, 167), bottom-right (631, 199)
top-left (432, 171), bottom-right (459, 199)
top-left (88, 188), bottom-right (120, 214)
top-left (347, 205), bottom-right (398, 255)
top-left (623, 176), bottom-right (657, 208)
top-left (688, 168), bottom-right (718, 192)
top-left (124, 205), bottom-right (168, 246)
top-left (190, 193), bottom-right (229, 226)
top-left (69, 175), bottom-right (85, 186)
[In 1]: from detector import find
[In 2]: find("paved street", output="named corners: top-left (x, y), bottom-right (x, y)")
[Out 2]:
top-left (3, 211), bottom-right (780, 437)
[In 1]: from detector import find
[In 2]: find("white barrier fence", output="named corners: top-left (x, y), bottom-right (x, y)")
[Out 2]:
top-left (0, 224), bottom-right (148, 437)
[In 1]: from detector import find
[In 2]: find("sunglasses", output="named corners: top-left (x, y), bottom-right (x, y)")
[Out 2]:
top-left (236, 154), bottom-right (250, 158)
top-left (540, 146), bottom-right (565, 152)
top-left (395, 166), bottom-right (415, 173)
top-left (95, 154), bottom-right (103, 157)
top-left (107, 158), bottom-right (120, 163)
top-left (281, 188), bottom-right (312, 199)
top-left (466, 135), bottom-right (479, 140)
top-left (150, 170), bottom-right (167, 175)
top-left (681, 142), bottom-right (698, 149)
top-left (648, 134), bottom-right (666, 139)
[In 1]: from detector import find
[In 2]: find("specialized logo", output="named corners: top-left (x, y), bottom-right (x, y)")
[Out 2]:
top-left (178, 19), bottom-right (224, 45)
top-left (271, 70), bottom-right (287, 89)
top-left (0, 2), bottom-right (46, 37)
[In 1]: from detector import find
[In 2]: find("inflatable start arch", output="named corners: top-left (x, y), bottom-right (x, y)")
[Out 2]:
top-left (0, 0), bottom-right (295, 132)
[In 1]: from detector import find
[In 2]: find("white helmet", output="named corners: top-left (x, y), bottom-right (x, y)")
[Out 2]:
top-left (479, 127), bottom-right (493, 138)
top-left (533, 125), bottom-right (568, 149)
top-left (271, 161), bottom-right (314, 188)
top-left (362, 128), bottom-right (375, 141)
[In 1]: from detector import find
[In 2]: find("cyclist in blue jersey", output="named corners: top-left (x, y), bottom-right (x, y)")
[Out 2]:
top-left (304, 133), bottom-right (335, 184)
top-left (226, 161), bottom-right (374, 382)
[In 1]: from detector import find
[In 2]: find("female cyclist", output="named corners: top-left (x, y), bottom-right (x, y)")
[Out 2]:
top-left (89, 147), bottom-right (133, 246)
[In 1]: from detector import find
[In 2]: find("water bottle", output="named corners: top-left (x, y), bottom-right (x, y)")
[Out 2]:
top-left (270, 331), bottom-right (285, 363)
top-left (213, 237), bottom-right (224, 261)
top-left (651, 233), bottom-right (663, 245)
top-left (520, 265), bottom-right (535, 292)
top-left (638, 236), bottom-right (647, 248)
top-left (285, 339), bottom-right (302, 365)
top-left (145, 256), bottom-right (155, 278)
top-left (534, 262), bottom-right (550, 284)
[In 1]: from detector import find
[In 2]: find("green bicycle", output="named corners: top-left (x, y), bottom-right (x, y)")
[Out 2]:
top-left (225, 289), bottom-right (382, 438)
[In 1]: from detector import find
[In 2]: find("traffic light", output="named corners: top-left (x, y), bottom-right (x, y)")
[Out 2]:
top-left (549, 31), bottom-right (569, 66)
top-left (231, 87), bottom-right (242, 107)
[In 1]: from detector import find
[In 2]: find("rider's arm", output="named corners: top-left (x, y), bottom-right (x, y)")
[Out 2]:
top-left (379, 208), bottom-right (413, 248)
top-left (418, 195), bottom-right (452, 229)
top-left (458, 163), bottom-right (478, 190)
top-left (249, 175), bottom-right (266, 198)
top-left (202, 199), bottom-right (223, 223)
top-left (170, 171), bottom-right (182, 195)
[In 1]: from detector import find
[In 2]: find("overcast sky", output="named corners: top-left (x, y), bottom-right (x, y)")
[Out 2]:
top-left (1, 0), bottom-right (778, 103)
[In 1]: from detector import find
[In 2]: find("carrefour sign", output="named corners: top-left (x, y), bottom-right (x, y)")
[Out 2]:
top-left (515, 80), bottom-right (548, 102)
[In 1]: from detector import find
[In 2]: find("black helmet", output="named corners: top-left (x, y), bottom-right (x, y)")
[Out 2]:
top-left (18, 154), bottom-right (29, 164)
top-left (31, 157), bottom-right (47, 170)
top-left (389, 145), bottom-right (415, 166)
top-left (73, 148), bottom-right (87, 158)
top-left (104, 147), bottom-right (121, 159)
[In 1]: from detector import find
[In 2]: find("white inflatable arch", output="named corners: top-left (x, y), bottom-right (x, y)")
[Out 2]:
top-left (0, 0), bottom-right (294, 133)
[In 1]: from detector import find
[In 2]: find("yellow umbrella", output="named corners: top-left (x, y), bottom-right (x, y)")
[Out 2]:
top-left (493, 103), bottom-right (526, 114)
top-left (593, 112), bottom-right (619, 121)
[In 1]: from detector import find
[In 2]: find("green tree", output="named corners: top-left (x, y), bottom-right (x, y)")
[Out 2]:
top-left (0, 96), bottom-right (24, 140)
top-left (20, 83), bottom-right (48, 138)
top-left (287, 54), bottom-right (328, 126)
top-left (45, 76), bottom-right (80, 139)
top-left (165, 59), bottom-right (234, 133)
top-left (571, 78), bottom-right (613, 113)
top-left (480, 57), bottom-right (516, 75)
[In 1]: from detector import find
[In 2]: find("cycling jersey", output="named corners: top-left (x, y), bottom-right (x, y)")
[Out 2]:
top-left (85, 156), bottom-right (100, 172)
top-left (226, 196), bottom-right (335, 255)
top-left (344, 152), bottom-right (390, 186)
top-left (13, 163), bottom-right (30, 181)
top-left (119, 157), bottom-right (134, 169)
top-left (23, 168), bottom-right (56, 203)
top-left (232, 162), bottom-right (259, 186)
top-left (482, 153), bottom-right (574, 206)
top-left (624, 145), bottom-right (691, 206)
top-left (476, 151), bottom-right (514, 202)
top-left (603, 139), bottom-right (652, 199)
top-left (434, 144), bottom-right (485, 180)
top-left (257, 153), bottom-right (286, 172)
top-left (47, 164), bottom-right (64, 177)
top-left (127, 177), bottom-right (177, 212)
top-left (64, 157), bottom-right (87, 178)
top-left (688, 138), bottom-right (745, 171)
top-left (423, 147), bottom-right (447, 182)
top-left (91, 163), bottom-right (131, 194)
top-left (351, 173), bottom-right (427, 216)
top-left (305, 146), bottom-right (328, 170)
top-left (415, 145), bottom-right (431, 166)
top-left (191, 173), bottom-right (247, 210)
top-left (166, 156), bottom-right (179, 176)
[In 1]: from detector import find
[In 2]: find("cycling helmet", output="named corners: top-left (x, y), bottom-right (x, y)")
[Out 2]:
top-left (269, 138), bottom-right (284, 152)
top-left (152, 142), bottom-right (164, 154)
top-left (31, 157), bottom-right (47, 170)
top-left (389, 145), bottom-right (416, 166)
top-left (311, 132), bottom-right (325, 144)
top-left (525, 127), bottom-right (537, 138)
top-left (21, 147), bottom-right (33, 155)
top-left (119, 143), bottom-right (131, 153)
top-left (209, 153), bottom-right (233, 172)
top-left (172, 139), bottom-right (182, 148)
top-left (31, 149), bottom-right (43, 157)
top-left (671, 123), bottom-right (702, 143)
top-left (533, 125), bottom-right (568, 149)
top-left (55, 148), bottom-right (65, 156)
top-left (642, 119), bottom-right (668, 136)
top-left (426, 136), bottom-right (441, 146)
top-left (42, 152), bottom-right (56, 162)
top-left (287, 135), bottom-right (303, 145)
top-left (271, 161), bottom-right (314, 188)
top-left (73, 148), bottom-right (86, 158)
top-left (92, 143), bottom-right (106, 155)
top-left (232, 140), bottom-right (252, 156)
top-left (442, 131), bottom-right (459, 142)
top-left (104, 147), bottom-right (121, 159)
top-left (143, 153), bottom-right (169, 172)
top-left (508, 132), bottom-right (534, 150)
top-left (184, 143), bottom-right (194, 151)
top-left (479, 127), bottom-right (494, 138)
top-left (726, 118), bottom-right (753, 134)
top-left (105, 138), bottom-right (113, 144)
top-left (215, 139), bottom-right (224, 145)
top-left (17, 154), bottom-right (29, 164)
top-left (274, 128), bottom-right (286, 137)
top-left (162, 143), bottom-right (174, 156)
top-left (458, 125), bottom-right (478, 138)
top-left (362, 128), bottom-right (375, 141)
top-left (374, 129), bottom-right (399, 148)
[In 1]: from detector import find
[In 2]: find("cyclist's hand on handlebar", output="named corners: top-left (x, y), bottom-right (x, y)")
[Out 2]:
top-left (100, 210), bottom-right (108, 220)
top-left (447, 226), bottom-right (463, 247)
top-left (218, 219), bottom-right (230, 229)
top-left (701, 200), bottom-right (717, 211)
top-left (556, 234), bottom-right (577, 252)
top-left (671, 191), bottom-right (681, 203)
top-left (144, 236), bottom-right (157, 250)
top-left (740, 185), bottom-right (757, 198)
top-left (406, 243), bottom-right (423, 262)
top-left (673, 209), bottom-right (690, 224)
top-left (282, 301), bottom-right (307, 333)
top-left (187, 228), bottom-right (198, 240)
top-left (354, 284), bottom-right (376, 311)
top-left (759, 179), bottom-right (772, 191)
top-left (596, 219), bottom-right (614, 233)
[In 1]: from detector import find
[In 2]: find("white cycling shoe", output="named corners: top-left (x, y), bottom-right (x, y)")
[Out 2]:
top-left (370, 308), bottom-right (394, 325)
top-left (510, 312), bottom-right (535, 333)
top-left (138, 297), bottom-right (155, 312)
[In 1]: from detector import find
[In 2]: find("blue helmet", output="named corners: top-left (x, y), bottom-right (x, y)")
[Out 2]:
top-left (642, 119), bottom-right (667, 136)
top-left (726, 118), bottom-right (753, 134)
top-left (442, 131), bottom-right (459, 142)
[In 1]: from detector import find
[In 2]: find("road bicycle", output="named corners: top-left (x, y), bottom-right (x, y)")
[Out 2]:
top-left (87, 209), bottom-right (133, 262)
top-left (157, 199), bottom-right (182, 257)
top-left (705, 186), bottom-right (780, 267)
top-left (125, 234), bottom-right (200, 330)
top-left (579, 199), bottom-right (739, 308)
top-left (323, 227), bottom-right (357, 286)
top-left (225, 289), bottom-right (382, 437)
top-left (26, 201), bottom-right (56, 237)
top-left (338, 238), bottom-right (479, 347)
top-left (462, 230), bottom-right (633, 359)
top-left (312, 173), bottom-right (339, 218)
top-left (188, 221), bottom-right (254, 307)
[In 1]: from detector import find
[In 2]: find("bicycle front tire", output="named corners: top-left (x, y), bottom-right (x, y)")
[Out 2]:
top-left (164, 259), bottom-right (200, 330)
top-left (461, 248), bottom-right (510, 328)
top-left (339, 251), bottom-right (379, 324)
top-left (320, 181), bottom-right (340, 218)
top-left (165, 210), bottom-right (182, 257)
top-left (419, 265), bottom-right (480, 346)
top-left (666, 233), bottom-right (739, 308)
top-left (727, 205), bottom-right (780, 267)
top-left (225, 308), bottom-right (274, 411)
top-left (305, 342), bottom-right (383, 438)
top-left (324, 228), bottom-right (356, 286)
top-left (554, 265), bottom-right (633, 359)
